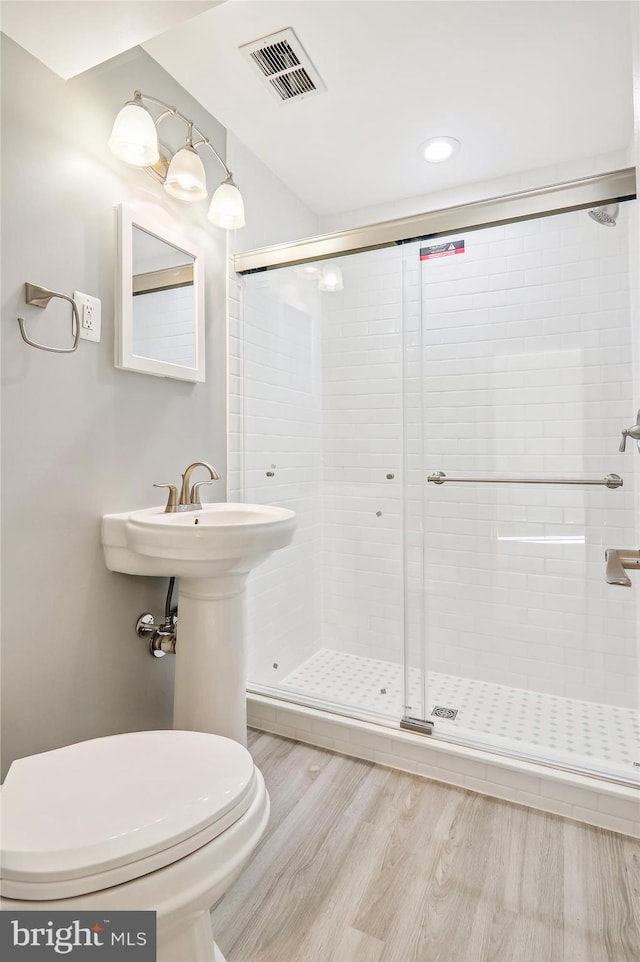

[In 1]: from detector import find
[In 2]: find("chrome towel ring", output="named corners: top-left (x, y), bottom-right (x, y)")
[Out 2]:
top-left (17, 283), bottom-right (80, 353)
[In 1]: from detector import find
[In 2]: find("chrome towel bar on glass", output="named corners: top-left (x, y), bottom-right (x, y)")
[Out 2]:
top-left (427, 471), bottom-right (623, 489)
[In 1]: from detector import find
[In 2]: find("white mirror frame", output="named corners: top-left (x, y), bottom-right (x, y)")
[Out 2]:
top-left (115, 204), bottom-right (205, 382)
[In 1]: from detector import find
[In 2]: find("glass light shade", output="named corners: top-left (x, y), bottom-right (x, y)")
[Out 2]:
top-left (318, 263), bottom-right (344, 292)
top-left (164, 146), bottom-right (208, 202)
top-left (208, 178), bottom-right (245, 229)
top-left (108, 102), bottom-right (159, 167)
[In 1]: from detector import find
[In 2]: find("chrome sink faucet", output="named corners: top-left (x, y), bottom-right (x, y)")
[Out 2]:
top-left (154, 461), bottom-right (221, 513)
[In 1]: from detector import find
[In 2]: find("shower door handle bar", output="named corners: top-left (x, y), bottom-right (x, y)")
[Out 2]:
top-left (427, 472), bottom-right (623, 489)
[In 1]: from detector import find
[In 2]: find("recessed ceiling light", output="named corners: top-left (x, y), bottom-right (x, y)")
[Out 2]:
top-left (420, 136), bottom-right (461, 163)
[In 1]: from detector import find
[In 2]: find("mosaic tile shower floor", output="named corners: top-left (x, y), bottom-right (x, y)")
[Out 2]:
top-left (281, 648), bottom-right (640, 778)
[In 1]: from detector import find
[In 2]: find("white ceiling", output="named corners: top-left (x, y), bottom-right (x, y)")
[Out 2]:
top-left (144, 0), bottom-right (635, 216)
top-left (0, 1), bottom-right (222, 79)
top-left (1, 1), bottom-right (634, 218)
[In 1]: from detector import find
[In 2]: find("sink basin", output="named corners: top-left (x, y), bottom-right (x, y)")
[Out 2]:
top-left (103, 502), bottom-right (296, 578)
top-left (102, 500), bottom-right (296, 745)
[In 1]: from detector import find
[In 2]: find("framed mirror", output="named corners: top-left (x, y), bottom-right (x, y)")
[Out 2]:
top-left (116, 204), bottom-right (205, 381)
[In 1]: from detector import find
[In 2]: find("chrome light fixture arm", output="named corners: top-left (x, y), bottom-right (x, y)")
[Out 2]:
top-left (190, 137), bottom-right (231, 181)
top-left (133, 90), bottom-right (232, 179)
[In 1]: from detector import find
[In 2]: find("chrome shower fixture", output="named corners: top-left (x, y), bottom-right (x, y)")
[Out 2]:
top-left (619, 410), bottom-right (640, 453)
top-left (588, 203), bottom-right (619, 226)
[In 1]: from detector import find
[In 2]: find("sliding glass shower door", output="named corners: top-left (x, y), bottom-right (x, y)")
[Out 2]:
top-left (236, 190), bottom-right (638, 784)
top-left (236, 250), bottom-right (408, 722)
top-left (412, 202), bottom-right (639, 781)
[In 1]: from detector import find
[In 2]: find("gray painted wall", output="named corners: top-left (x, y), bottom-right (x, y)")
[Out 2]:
top-left (227, 131), bottom-right (318, 251)
top-left (1, 37), bottom-right (232, 778)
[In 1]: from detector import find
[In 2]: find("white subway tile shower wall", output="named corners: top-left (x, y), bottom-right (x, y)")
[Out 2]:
top-left (419, 209), bottom-right (638, 708)
top-left (229, 268), bottom-right (324, 683)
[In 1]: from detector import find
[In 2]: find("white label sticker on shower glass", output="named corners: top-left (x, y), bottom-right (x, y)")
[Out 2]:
top-left (420, 240), bottom-right (465, 260)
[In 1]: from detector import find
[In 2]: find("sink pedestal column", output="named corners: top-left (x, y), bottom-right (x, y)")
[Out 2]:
top-left (173, 574), bottom-right (249, 746)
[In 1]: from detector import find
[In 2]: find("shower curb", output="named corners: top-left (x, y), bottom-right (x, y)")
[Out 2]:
top-left (247, 693), bottom-right (639, 838)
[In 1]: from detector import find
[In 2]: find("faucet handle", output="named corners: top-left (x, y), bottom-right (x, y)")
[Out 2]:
top-left (620, 410), bottom-right (640, 452)
top-left (605, 548), bottom-right (640, 587)
top-left (153, 483), bottom-right (178, 513)
top-left (190, 479), bottom-right (218, 507)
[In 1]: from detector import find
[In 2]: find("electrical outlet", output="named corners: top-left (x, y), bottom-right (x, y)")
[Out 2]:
top-left (74, 291), bottom-right (101, 343)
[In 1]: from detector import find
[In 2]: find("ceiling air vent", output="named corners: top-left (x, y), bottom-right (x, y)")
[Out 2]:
top-left (240, 28), bottom-right (326, 103)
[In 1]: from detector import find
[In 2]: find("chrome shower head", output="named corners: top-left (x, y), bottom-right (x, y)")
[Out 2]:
top-left (588, 203), bottom-right (619, 226)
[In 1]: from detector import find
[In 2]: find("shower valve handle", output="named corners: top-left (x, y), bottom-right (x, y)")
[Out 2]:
top-left (619, 410), bottom-right (640, 452)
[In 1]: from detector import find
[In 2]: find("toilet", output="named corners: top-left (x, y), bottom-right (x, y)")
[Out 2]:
top-left (0, 730), bottom-right (269, 962)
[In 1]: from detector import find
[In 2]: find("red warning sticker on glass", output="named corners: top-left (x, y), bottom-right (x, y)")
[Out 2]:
top-left (420, 240), bottom-right (465, 260)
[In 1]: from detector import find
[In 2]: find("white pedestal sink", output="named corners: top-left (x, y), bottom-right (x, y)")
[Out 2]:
top-left (102, 503), bottom-right (296, 744)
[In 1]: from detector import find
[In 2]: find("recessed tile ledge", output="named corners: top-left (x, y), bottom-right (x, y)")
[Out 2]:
top-left (247, 693), bottom-right (639, 839)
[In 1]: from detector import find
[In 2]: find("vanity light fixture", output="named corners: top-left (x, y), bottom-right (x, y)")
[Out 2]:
top-left (420, 136), bottom-right (461, 163)
top-left (109, 91), bottom-right (245, 229)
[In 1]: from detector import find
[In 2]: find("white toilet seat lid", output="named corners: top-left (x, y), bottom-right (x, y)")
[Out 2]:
top-left (1, 730), bottom-right (257, 888)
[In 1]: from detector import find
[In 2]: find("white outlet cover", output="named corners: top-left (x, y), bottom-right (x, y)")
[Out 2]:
top-left (74, 291), bottom-right (101, 343)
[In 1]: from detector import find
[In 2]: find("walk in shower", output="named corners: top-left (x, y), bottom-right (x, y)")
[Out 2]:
top-left (230, 172), bottom-right (639, 786)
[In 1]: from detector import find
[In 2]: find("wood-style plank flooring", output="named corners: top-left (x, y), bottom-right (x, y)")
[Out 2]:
top-left (211, 731), bottom-right (640, 962)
